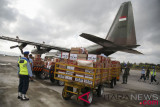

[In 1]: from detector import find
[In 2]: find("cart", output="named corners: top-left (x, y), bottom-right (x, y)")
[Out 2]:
top-left (54, 62), bottom-right (109, 105)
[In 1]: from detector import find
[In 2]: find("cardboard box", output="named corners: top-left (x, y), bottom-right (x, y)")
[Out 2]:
top-left (75, 67), bottom-right (85, 73)
top-left (35, 54), bottom-right (41, 58)
top-left (75, 74), bottom-right (84, 83)
top-left (59, 58), bottom-right (68, 63)
top-left (77, 54), bottom-right (87, 60)
top-left (61, 52), bottom-right (69, 59)
top-left (88, 54), bottom-right (102, 63)
top-left (84, 75), bottom-right (100, 85)
top-left (68, 60), bottom-right (77, 65)
top-left (70, 48), bottom-right (82, 54)
top-left (58, 71), bottom-right (65, 79)
top-left (59, 65), bottom-right (66, 69)
top-left (65, 66), bottom-right (75, 80)
top-left (84, 76), bottom-right (93, 84)
top-left (70, 54), bottom-right (78, 60)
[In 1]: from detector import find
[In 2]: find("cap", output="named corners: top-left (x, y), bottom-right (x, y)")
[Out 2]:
top-left (23, 51), bottom-right (29, 55)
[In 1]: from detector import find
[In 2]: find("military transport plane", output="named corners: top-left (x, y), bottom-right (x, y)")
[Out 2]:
top-left (0, 1), bottom-right (142, 55)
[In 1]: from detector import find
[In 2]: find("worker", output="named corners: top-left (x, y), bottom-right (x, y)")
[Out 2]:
top-left (122, 64), bottom-right (130, 84)
top-left (17, 51), bottom-right (33, 101)
top-left (138, 67), bottom-right (146, 82)
top-left (146, 67), bottom-right (150, 80)
top-left (29, 54), bottom-right (34, 81)
top-left (29, 54), bottom-right (33, 70)
top-left (150, 66), bottom-right (159, 85)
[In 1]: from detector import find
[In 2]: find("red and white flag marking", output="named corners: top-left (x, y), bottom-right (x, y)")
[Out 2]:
top-left (119, 16), bottom-right (127, 21)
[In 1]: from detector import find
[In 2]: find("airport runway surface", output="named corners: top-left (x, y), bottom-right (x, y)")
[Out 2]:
top-left (0, 55), bottom-right (160, 107)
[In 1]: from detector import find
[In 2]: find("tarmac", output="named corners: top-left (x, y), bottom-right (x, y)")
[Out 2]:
top-left (0, 55), bottom-right (160, 107)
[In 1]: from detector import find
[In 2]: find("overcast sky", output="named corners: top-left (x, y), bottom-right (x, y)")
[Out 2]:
top-left (0, 0), bottom-right (160, 64)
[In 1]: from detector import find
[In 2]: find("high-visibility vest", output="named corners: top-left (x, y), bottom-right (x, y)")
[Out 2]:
top-left (18, 59), bottom-right (29, 75)
top-left (151, 69), bottom-right (156, 76)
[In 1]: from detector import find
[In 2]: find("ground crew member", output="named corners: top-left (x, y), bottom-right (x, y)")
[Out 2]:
top-left (122, 64), bottom-right (130, 84)
top-left (29, 54), bottom-right (34, 81)
top-left (150, 66), bottom-right (159, 85)
top-left (146, 68), bottom-right (150, 80)
top-left (138, 67), bottom-right (146, 82)
top-left (17, 51), bottom-right (33, 101)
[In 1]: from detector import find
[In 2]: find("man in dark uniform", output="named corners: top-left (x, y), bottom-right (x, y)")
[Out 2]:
top-left (122, 64), bottom-right (130, 84)
top-left (17, 51), bottom-right (33, 101)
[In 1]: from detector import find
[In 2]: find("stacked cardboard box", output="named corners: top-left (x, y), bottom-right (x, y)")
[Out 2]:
top-left (55, 49), bottom-right (118, 85)
top-left (61, 52), bottom-right (69, 59)
top-left (75, 67), bottom-right (85, 83)
top-left (70, 47), bottom-right (88, 54)
top-left (65, 66), bottom-right (75, 80)
top-left (70, 47), bottom-right (83, 54)
top-left (57, 53), bottom-right (69, 79)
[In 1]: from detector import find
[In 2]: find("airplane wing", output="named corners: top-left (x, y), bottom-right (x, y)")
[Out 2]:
top-left (80, 33), bottom-right (143, 55)
top-left (0, 36), bottom-right (70, 52)
top-left (120, 49), bottom-right (143, 54)
top-left (80, 33), bottom-right (117, 47)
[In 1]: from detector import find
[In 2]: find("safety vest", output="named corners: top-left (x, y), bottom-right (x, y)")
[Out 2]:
top-left (18, 59), bottom-right (29, 75)
top-left (151, 69), bottom-right (156, 76)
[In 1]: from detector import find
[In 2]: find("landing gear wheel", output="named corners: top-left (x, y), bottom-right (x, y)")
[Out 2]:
top-left (40, 72), bottom-right (46, 79)
top-left (57, 80), bottom-right (65, 86)
top-left (83, 90), bottom-right (93, 106)
top-left (110, 79), bottom-right (114, 88)
top-left (62, 86), bottom-right (73, 100)
top-left (97, 85), bottom-right (104, 97)
top-left (49, 70), bottom-right (55, 83)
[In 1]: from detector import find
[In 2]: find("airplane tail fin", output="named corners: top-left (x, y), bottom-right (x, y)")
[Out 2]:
top-left (106, 1), bottom-right (137, 46)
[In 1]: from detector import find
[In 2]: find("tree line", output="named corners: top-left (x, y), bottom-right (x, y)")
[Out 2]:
top-left (121, 62), bottom-right (160, 70)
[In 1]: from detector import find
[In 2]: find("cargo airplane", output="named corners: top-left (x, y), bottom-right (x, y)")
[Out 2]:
top-left (0, 1), bottom-right (142, 55)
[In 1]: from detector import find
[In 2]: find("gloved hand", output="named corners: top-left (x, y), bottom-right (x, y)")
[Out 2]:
top-left (30, 76), bottom-right (34, 81)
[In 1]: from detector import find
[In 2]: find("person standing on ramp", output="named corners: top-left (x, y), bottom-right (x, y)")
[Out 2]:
top-left (17, 51), bottom-right (33, 101)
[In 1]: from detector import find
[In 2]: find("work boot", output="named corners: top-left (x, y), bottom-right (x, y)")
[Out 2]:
top-left (21, 94), bottom-right (29, 101)
top-left (17, 92), bottom-right (22, 99)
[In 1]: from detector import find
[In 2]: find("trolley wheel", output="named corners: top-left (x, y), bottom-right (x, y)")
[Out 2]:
top-left (97, 85), bottom-right (104, 97)
top-left (49, 70), bottom-right (55, 83)
top-left (114, 78), bottom-right (117, 85)
top-left (57, 80), bottom-right (65, 86)
top-left (40, 72), bottom-right (46, 79)
top-left (83, 90), bottom-right (93, 106)
top-left (62, 86), bottom-right (73, 100)
top-left (110, 79), bottom-right (114, 88)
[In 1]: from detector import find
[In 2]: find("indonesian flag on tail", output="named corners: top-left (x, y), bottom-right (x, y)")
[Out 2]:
top-left (119, 16), bottom-right (127, 21)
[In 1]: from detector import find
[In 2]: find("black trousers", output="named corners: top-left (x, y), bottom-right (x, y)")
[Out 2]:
top-left (140, 74), bottom-right (146, 80)
top-left (151, 75), bottom-right (157, 82)
top-left (123, 76), bottom-right (128, 83)
top-left (18, 75), bottom-right (29, 94)
top-left (146, 74), bottom-right (149, 79)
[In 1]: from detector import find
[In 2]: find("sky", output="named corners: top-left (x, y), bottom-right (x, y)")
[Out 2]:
top-left (0, 0), bottom-right (160, 64)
